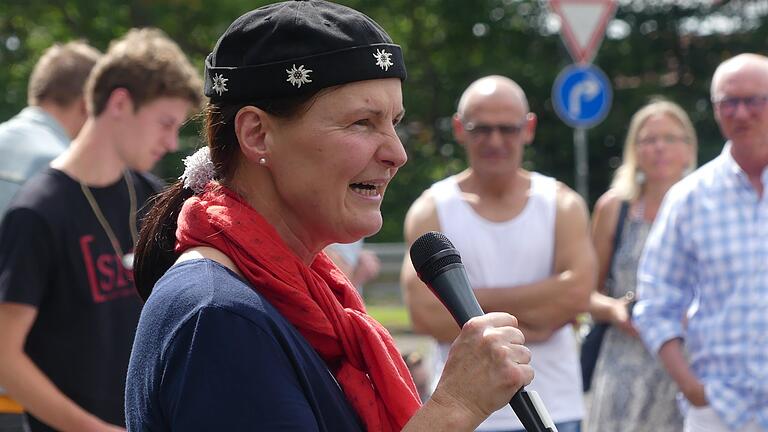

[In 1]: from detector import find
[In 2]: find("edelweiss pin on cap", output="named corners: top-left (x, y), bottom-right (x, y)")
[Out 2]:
top-left (204, 0), bottom-right (407, 102)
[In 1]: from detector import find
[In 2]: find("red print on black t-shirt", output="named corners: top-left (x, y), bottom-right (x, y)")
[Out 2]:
top-left (79, 234), bottom-right (136, 303)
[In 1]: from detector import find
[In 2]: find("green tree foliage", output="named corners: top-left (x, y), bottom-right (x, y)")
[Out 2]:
top-left (1, 0), bottom-right (766, 241)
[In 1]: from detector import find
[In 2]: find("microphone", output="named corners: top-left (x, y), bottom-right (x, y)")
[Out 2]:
top-left (410, 231), bottom-right (558, 432)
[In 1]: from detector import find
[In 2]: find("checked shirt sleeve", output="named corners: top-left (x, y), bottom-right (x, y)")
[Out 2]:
top-left (634, 186), bottom-right (697, 356)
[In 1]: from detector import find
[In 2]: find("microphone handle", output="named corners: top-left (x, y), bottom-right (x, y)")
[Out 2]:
top-left (510, 391), bottom-right (553, 432)
top-left (429, 268), bottom-right (557, 432)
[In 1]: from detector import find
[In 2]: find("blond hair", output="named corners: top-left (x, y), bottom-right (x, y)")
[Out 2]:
top-left (611, 99), bottom-right (698, 200)
top-left (27, 41), bottom-right (101, 106)
top-left (86, 28), bottom-right (202, 116)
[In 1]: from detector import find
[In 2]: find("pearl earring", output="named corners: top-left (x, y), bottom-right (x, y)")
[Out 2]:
top-left (259, 157), bottom-right (267, 165)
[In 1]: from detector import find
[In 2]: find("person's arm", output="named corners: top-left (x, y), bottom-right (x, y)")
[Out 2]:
top-left (633, 187), bottom-right (698, 402)
top-left (588, 292), bottom-right (637, 337)
top-left (327, 246), bottom-right (381, 288)
top-left (325, 247), bottom-right (356, 277)
top-left (473, 184), bottom-right (596, 334)
top-left (402, 186), bottom-right (596, 343)
top-left (0, 209), bottom-right (123, 431)
top-left (348, 249), bottom-right (380, 287)
top-left (401, 190), bottom-right (458, 342)
top-left (658, 338), bottom-right (707, 407)
top-left (403, 313), bottom-right (534, 431)
top-left (587, 191), bottom-right (638, 337)
top-left (0, 303), bottom-right (124, 432)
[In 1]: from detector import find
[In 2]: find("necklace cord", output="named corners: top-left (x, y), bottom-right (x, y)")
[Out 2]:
top-left (79, 171), bottom-right (138, 266)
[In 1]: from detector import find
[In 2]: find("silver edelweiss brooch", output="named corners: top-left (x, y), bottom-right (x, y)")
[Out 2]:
top-left (212, 73), bottom-right (228, 96)
top-left (286, 64), bottom-right (313, 88)
top-left (373, 49), bottom-right (394, 71)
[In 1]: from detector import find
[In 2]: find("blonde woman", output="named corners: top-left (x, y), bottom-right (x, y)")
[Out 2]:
top-left (586, 100), bottom-right (697, 432)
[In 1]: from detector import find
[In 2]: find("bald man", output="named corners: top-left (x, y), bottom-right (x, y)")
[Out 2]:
top-left (634, 54), bottom-right (768, 432)
top-left (401, 75), bottom-right (596, 432)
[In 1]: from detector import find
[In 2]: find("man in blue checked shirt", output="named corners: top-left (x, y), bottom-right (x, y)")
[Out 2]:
top-left (634, 53), bottom-right (768, 432)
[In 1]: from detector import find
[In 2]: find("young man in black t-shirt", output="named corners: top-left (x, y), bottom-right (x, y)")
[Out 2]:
top-left (0, 39), bottom-right (101, 432)
top-left (0, 28), bottom-right (202, 432)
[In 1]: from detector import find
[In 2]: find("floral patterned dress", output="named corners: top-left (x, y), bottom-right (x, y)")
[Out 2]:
top-left (586, 209), bottom-right (684, 432)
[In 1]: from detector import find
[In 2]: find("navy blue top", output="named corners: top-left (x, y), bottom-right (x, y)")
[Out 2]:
top-left (125, 259), bottom-right (363, 431)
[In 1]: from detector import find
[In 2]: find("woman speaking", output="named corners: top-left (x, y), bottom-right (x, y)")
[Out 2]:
top-left (125, 2), bottom-right (533, 430)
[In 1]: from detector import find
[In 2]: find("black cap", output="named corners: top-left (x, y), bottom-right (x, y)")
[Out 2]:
top-left (204, 0), bottom-right (407, 102)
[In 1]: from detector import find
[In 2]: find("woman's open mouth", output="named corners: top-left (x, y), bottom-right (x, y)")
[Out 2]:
top-left (350, 181), bottom-right (383, 198)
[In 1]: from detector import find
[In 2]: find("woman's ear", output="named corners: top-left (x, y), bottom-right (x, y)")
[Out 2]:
top-left (234, 106), bottom-right (272, 164)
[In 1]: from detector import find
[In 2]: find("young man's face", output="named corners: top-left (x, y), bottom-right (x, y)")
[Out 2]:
top-left (119, 97), bottom-right (192, 172)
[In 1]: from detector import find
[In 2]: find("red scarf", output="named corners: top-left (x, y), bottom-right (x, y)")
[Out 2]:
top-left (175, 184), bottom-right (421, 431)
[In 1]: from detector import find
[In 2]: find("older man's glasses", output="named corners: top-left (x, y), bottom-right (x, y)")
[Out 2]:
top-left (463, 121), bottom-right (526, 139)
top-left (712, 95), bottom-right (768, 116)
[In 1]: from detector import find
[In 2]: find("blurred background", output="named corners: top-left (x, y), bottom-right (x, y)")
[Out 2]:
top-left (2, 0), bottom-right (767, 326)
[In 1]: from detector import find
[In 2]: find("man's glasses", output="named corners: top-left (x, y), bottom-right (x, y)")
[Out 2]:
top-left (463, 120), bottom-right (526, 139)
top-left (712, 94), bottom-right (768, 117)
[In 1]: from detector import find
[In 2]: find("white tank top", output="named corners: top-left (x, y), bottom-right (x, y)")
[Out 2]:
top-left (429, 173), bottom-right (583, 431)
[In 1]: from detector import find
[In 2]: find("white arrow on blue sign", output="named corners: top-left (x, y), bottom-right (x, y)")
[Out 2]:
top-left (552, 64), bottom-right (612, 128)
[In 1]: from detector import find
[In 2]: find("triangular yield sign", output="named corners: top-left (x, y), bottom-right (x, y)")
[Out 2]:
top-left (549, 0), bottom-right (617, 64)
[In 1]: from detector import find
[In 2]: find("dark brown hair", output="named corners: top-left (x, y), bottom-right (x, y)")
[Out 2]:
top-left (134, 93), bottom-right (320, 300)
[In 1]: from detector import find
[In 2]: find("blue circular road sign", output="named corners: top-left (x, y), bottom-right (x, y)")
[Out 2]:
top-left (552, 64), bottom-right (612, 128)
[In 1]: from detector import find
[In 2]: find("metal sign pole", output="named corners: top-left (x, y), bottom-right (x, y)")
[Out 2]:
top-left (549, 0), bottom-right (616, 204)
top-left (574, 127), bottom-right (589, 202)
top-left (553, 64), bottom-right (610, 203)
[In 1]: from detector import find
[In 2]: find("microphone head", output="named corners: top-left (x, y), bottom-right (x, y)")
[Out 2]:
top-left (410, 231), bottom-right (463, 283)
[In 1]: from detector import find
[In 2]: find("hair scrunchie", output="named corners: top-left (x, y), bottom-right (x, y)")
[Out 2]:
top-left (179, 147), bottom-right (215, 194)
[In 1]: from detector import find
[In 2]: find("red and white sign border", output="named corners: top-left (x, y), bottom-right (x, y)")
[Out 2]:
top-left (549, 0), bottom-right (618, 64)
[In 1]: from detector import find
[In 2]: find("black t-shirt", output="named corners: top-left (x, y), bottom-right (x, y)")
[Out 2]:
top-left (0, 168), bottom-right (163, 431)
top-left (125, 259), bottom-right (364, 432)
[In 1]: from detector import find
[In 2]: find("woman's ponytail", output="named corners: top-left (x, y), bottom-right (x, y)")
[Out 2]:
top-left (134, 181), bottom-right (193, 301)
